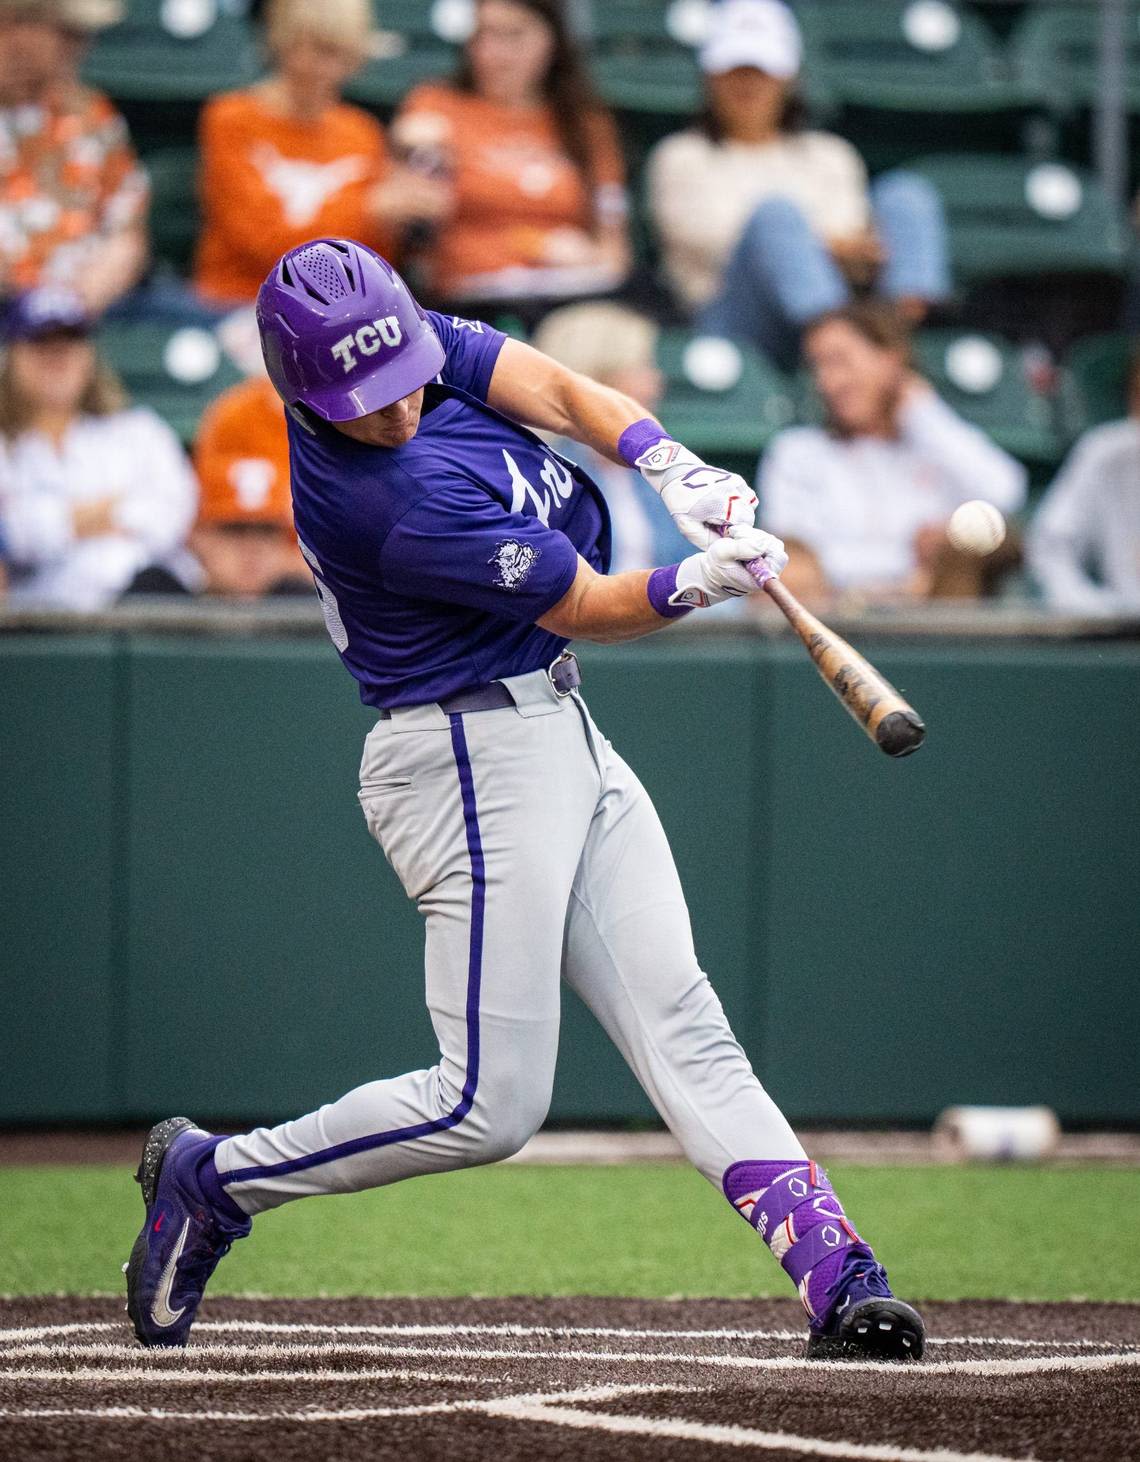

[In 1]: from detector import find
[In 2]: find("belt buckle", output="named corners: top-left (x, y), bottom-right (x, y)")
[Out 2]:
top-left (548, 651), bottom-right (580, 698)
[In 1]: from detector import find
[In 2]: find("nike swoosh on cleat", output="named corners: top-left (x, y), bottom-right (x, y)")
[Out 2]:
top-left (151, 1216), bottom-right (190, 1327)
top-left (837, 1295), bottom-right (852, 1312)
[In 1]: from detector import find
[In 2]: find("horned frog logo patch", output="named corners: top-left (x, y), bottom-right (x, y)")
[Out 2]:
top-left (490, 539), bottom-right (540, 590)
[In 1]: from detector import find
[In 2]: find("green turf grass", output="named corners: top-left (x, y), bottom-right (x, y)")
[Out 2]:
top-left (2, 1162), bottom-right (1137, 1301)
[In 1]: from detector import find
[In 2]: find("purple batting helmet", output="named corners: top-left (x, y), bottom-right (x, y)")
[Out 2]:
top-left (255, 238), bottom-right (445, 422)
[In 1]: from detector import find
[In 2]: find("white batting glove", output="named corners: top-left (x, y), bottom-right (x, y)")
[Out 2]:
top-left (670, 526), bottom-right (788, 609)
top-left (634, 440), bottom-right (758, 549)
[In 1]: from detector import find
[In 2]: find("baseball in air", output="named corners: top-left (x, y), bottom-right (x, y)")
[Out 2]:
top-left (947, 500), bottom-right (1007, 556)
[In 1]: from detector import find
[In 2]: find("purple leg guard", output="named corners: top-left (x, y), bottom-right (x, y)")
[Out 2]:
top-left (723, 1159), bottom-right (874, 1323)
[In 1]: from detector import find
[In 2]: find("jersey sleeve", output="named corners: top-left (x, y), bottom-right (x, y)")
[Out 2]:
top-left (426, 310), bottom-right (507, 402)
top-left (380, 481), bottom-right (579, 620)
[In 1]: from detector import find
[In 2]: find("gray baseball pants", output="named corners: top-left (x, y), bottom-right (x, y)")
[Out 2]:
top-left (214, 667), bottom-right (804, 1215)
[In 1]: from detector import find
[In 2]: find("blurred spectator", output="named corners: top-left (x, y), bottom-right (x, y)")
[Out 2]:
top-left (195, 0), bottom-right (403, 307)
top-left (647, 0), bottom-right (948, 369)
top-left (393, 0), bottom-right (630, 323)
top-left (0, 288), bottom-right (196, 610)
top-left (0, 0), bottom-right (148, 311)
top-left (1027, 348), bottom-right (1140, 616)
top-left (128, 374), bottom-right (309, 600)
top-left (758, 303), bottom-right (1026, 604)
top-left (531, 302), bottom-right (688, 571)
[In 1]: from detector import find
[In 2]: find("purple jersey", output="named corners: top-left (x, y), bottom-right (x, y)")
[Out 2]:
top-left (287, 312), bottom-right (611, 708)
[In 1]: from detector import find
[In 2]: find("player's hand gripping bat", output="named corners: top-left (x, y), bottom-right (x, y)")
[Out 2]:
top-left (747, 556), bottom-right (926, 759)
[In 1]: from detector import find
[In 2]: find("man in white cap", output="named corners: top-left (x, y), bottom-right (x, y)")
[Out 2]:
top-left (647, 0), bottom-right (948, 367)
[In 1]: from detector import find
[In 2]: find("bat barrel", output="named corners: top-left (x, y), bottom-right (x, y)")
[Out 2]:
top-left (757, 572), bottom-right (927, 759)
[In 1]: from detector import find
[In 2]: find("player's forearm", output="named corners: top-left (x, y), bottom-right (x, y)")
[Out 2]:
top-left (538, 532), bottom-right (786, 644)
top-left (538, 563), bottom-right (674, 643)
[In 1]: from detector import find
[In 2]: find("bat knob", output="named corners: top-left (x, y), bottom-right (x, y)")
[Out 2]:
top-left (876, 711), bottom-right (926, 758)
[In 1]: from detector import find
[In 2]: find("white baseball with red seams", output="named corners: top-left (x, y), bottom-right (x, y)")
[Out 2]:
top-left (947, 500), bottom-right (1007, 556)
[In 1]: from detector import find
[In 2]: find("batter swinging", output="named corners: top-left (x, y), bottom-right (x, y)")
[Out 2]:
top-left (125, 239), bottom-right (925, 1362)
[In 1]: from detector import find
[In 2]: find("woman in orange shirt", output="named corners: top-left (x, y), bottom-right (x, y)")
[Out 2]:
top-left (194, 0), bottom-right (439, 306)
top-left (392, 0), bottom-right (631, 323)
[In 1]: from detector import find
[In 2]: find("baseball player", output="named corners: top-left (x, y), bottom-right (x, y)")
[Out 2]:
top-left (125, 238), bottom-right (925, 1362)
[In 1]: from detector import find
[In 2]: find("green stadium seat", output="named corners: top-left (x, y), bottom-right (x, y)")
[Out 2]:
top-left (588, 0), bottom-right (703, 115)
top-left (904, 153), bottom-right (1132, 283)
top-left (656, 330), bottom-right (795, 467)
top-left (143, 147), bottom-right (199, 276)
top-left (1058, 331), bottom-right (1137, 441)
top-left (81, 0), bottom-right (260, 104)
top-left (98, 318), bottom-right (242, 444)
top-left (1014, 2), bottom-right (1140, 115)
top-left (910, 327), bottom-right (1061, 465)
top-left (796, 0), bottom-right (1030, 115)
top-left (345, 0), bottom-right (464, 108)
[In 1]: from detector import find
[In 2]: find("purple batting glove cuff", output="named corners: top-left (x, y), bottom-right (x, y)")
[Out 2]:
top-left (647, 564), bottom-right (693, 619)
top-left (618, 417), bottom-right (671, 468)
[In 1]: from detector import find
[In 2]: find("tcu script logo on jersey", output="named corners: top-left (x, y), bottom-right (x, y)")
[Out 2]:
top-left (501, 448), bottom-right (574, 527)
top-left (330, 316), bottom-right (403, 373)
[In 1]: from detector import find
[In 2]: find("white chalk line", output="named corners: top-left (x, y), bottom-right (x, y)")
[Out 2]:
top-left (3, 1338), bottom-right (1138, 1379)
top-left (0, 1319), bottom-right (1133, 1350)
top-left (0, 1373), bottom-right (1040, 1461)
top-left (1, 1366), bottom-right (488, 1386)
top-left (0, 1380), bottom-right (691, 1425)
top-left (488, 1398), bottom-right (1024, 1462)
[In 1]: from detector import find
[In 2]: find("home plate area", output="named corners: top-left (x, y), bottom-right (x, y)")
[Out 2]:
top-left (2, 1298), bottom-right (1138, 1462)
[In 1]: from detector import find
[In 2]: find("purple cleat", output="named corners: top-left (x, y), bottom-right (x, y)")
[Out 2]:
top-left (804, 1245), bottom-right (926, 1361)
top-left (124, 1117), bottom-right (251, 1348)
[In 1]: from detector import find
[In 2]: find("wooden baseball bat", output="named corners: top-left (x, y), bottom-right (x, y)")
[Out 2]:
top-left (751, 566), bottom-right (926, 758)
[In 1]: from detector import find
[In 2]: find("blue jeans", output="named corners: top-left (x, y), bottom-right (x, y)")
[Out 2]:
top-left (697, 170), bottom-right (950, 369)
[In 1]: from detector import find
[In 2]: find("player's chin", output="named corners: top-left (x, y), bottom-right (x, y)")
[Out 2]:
top-left (375, 418), bottom-right (421, 447)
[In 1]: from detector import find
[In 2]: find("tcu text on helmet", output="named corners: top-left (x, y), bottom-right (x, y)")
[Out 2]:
top-left (330, 316), bottom-right (403, 373)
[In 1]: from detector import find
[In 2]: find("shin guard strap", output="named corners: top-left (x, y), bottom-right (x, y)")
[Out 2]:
top-left (782, 1220), bottom-right (860, 1288)
top-left (752, 1164), bottom-right (836, 1241)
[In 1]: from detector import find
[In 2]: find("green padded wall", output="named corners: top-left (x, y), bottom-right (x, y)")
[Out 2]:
top-left (2, 630), bottom-right (1137, 1126)
top-left (759, 641), bottom-right (1140, 1122)
top-left (120, 637), bottom-right (433, 1119)
top-left (0, 638), bottom-right (121, 1120)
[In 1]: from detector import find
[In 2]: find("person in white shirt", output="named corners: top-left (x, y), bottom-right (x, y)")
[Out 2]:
top-left (1027, 351), bottom-right (1140, 615)
top-left (0, 288), bottom-right (197, 610)
top-left (647, 0), bottom-right (949, 369)
top-left (758, 302), bottom-right (1027, 603)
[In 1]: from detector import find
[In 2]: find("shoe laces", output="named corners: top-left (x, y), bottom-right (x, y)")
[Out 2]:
top-left (178, 1208), bottom-right (241, 1290)
top-left (826, 1246), bottom-right (892, 1301)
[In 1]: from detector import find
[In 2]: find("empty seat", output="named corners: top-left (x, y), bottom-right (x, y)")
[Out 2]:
top-left (346, 0), bottom-right (467, 108)
top-left (1014, 3), bottom-right (1140, 115)
top-left (910, 327), bottom-right (1062, 465)
top-left (1058, 332), bottom-right (1137, 440)
top-left (588, 0), bottom-right (704, 114)
top-left (143, 147), bottom-right (200, 277)
top-left (797, 0), bottom-right (1029, 115)
top-left (905, 153), bottom-right (1131, 283)
top-left (98, 318), bottom-right (242, 444)
top-left (656, 330), bottom-right (796, 467)
top-left (81, 0), bottom-right (260, 104)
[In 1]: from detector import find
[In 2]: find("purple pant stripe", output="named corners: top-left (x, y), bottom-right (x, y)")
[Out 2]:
top-left (219, 713), bottom-right (485, 1185)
